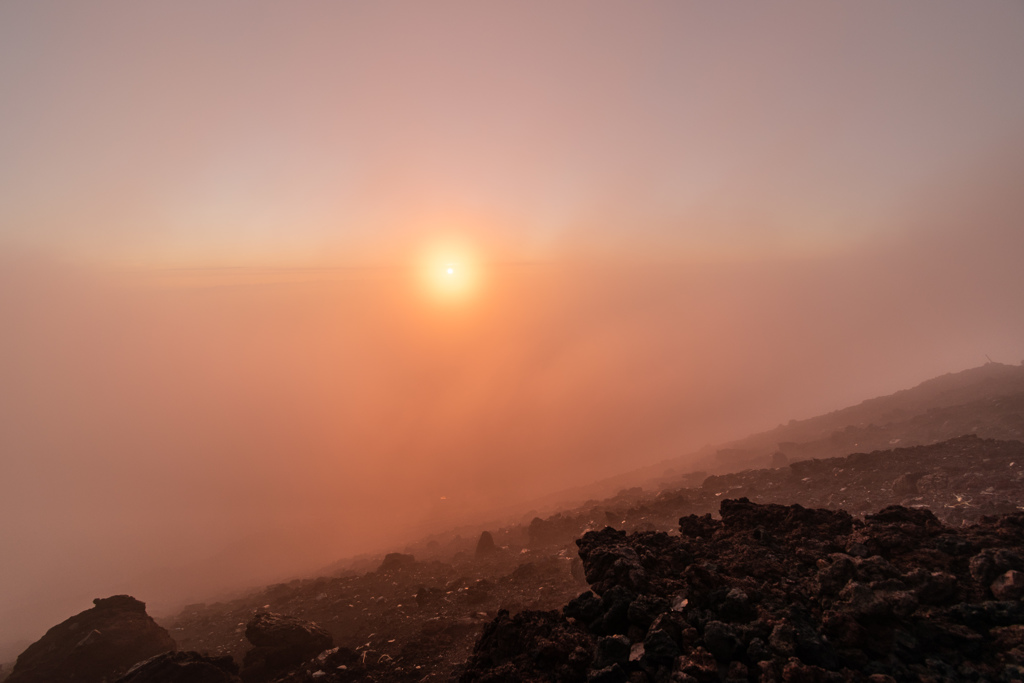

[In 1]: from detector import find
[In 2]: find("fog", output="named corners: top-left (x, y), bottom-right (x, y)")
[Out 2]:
top-left (3, 0), bottom-right (1024, 661)
top-left (2, 148), bottom-right (1023, 654)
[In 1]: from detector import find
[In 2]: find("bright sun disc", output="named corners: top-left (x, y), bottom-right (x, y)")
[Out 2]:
top-left (417, 243), bottom-right (481, 304)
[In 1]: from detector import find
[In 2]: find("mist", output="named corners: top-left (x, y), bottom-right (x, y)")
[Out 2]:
top-left (3, 0), bottom-right (1024, 662)
top-left (3, 148), bottom-right (1024, 653)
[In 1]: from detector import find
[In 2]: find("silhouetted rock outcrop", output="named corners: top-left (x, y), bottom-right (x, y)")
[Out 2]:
top-left (376, 552), bottom-right (416, 573)
top-left (116, 651), bottom-right (240, 683)
top-left (474, 531), bottom-right (497, 558)
top-left (240, 612), bottom-right (332, 682)
top-left (7, 595), bottom-right (175, 683)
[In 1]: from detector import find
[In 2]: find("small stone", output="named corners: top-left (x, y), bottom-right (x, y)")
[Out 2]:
top-left (992, 570), bottom-right (1024, 600)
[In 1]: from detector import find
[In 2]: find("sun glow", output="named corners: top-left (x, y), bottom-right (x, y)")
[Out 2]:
top-left (417, 241), bottom-right (482, 305)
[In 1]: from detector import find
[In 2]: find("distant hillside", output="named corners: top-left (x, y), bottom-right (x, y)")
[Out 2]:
top-left (704, 361), bottom-right (1024, 471)
top-left (532, 362), bottom-right (1024, 507)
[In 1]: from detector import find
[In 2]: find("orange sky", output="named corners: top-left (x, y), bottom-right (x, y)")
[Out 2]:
top-left (2, 0), bottom-right (1024, 658)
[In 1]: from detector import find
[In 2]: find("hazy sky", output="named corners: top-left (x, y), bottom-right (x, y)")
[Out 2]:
top-left (2, 0), bottom-right (1024, 658)
top-left (2, 1), bottom-right (1023, 265)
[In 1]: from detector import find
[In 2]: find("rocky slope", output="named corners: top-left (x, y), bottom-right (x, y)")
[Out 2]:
top-left (704, 362), bottom-right (1024, 474)
top-left (6, 435), bottom-right (1024, 682)
top-left (551, 363), bottom-right (1024, 503)
top-left (154, 436), bottom-right (1024, 682)
top-left (162, 546), bottom-right (588, 681)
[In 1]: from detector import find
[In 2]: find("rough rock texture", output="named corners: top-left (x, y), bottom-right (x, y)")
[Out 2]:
top-left (240, 612), bottom-right (332, 682)
top-left (458, 609), bottom-right (594, 682)
top-left (6, 595), bottom-right (175, 683)
top-left (116, 651), bottom-right (240, 683)
top-left (461, 499), bottom-right (1024, 682)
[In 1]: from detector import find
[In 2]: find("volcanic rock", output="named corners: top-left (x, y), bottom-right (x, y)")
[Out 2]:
top-left (475, 531), bottom-right (497, 558)
top-left (240, 612), bottom-right (332, 682)
top-left (575, 527), bottom-right (648, 595)
top-left (891, 472), bottom-right (925, 496)
top-left (991, 569), bottom-right (1024, 600)
top-left (376, 552), bottom-right (416, 573)
top-left (593, 635), bottom-right (630, 668)
top-left (116, 651), bottom-right (240, 682)
top-left (459, 609), bottom-right (594, 682)
top-left (460, 498), bottom-right (1024, 682)
top-left (6, 595), bottom-right (175, 683)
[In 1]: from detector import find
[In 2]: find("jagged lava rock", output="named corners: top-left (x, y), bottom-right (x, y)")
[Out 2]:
top-left (575, 526), bottom-right (648, 595)
top-left (460, 498), bottom-right (1024, 682)
top-left (6, 595), bottom-right (175, 683)
top-left (459, 609), bottom-right (594, 682)
top-left (116, 651), bottom-right (241, 683)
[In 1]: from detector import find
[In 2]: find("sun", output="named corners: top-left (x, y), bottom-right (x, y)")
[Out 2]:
top-left (416, 242), bottom-right (481, 305)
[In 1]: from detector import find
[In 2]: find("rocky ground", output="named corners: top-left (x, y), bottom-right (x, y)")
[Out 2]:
top-left (162, 547), bottom-right (588, 682)
top-left (462, 499), bottom-right (1024, 682)
top-left (157, 436), bottom-right (1024, 682)
top-left (5, 435), bottom-right (1024, 682)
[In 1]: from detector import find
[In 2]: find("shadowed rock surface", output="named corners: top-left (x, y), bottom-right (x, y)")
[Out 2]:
top-left (6, 595), bottom-right (175, 683)
top-left (240, 613), bottom-right (332, 682)
top-left (475, 532), bottom-right (497, 558)
top-left (115, 651), bottom-right (241, 683)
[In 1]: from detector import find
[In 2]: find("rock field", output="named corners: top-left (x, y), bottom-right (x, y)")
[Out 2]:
top-left (6, 435), bottom-right (1024, 682)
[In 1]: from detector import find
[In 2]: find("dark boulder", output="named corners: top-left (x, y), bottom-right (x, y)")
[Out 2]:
top-left (415, 585), bottom-right (444, 607)
top-left (474, 531), bottom-right (497, 558)
top-left (969, 547), bottom-right (1023, 585)
top-left (575, 527), bottom-right (648, 595)
top-left (377, 552), bottom-right (416, 573)
top-left (459, 609), bottom-right (594, 683)
top-left (702, 620), bottom-right (740, 662)
top-left (6, 595), bottom-right (175, 683)
top-left (626, 593), bottom-right (670, 630)
top-left (991, 570), bottom-right (1024, 600)
top-left (592, 635), bottom-right (630, 669)
top-left (891, 472), bottom-right (925, 496)
top-left (641, 627), bottom-right (679, 664)
top-left (865, 505), bottom-right (940, 528)
top-left (116, 651), bottom-right (240, 683)
top-left (720, 497), bottom-right (853, 536)
top-left (590, 585), bottom-right (635, 636)
top-left (679, 512), bottom-right (721, 539)
top-left (564, 591), bottom-right (604, 625)
top-left (241, 612), bottom-right (332, 681)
